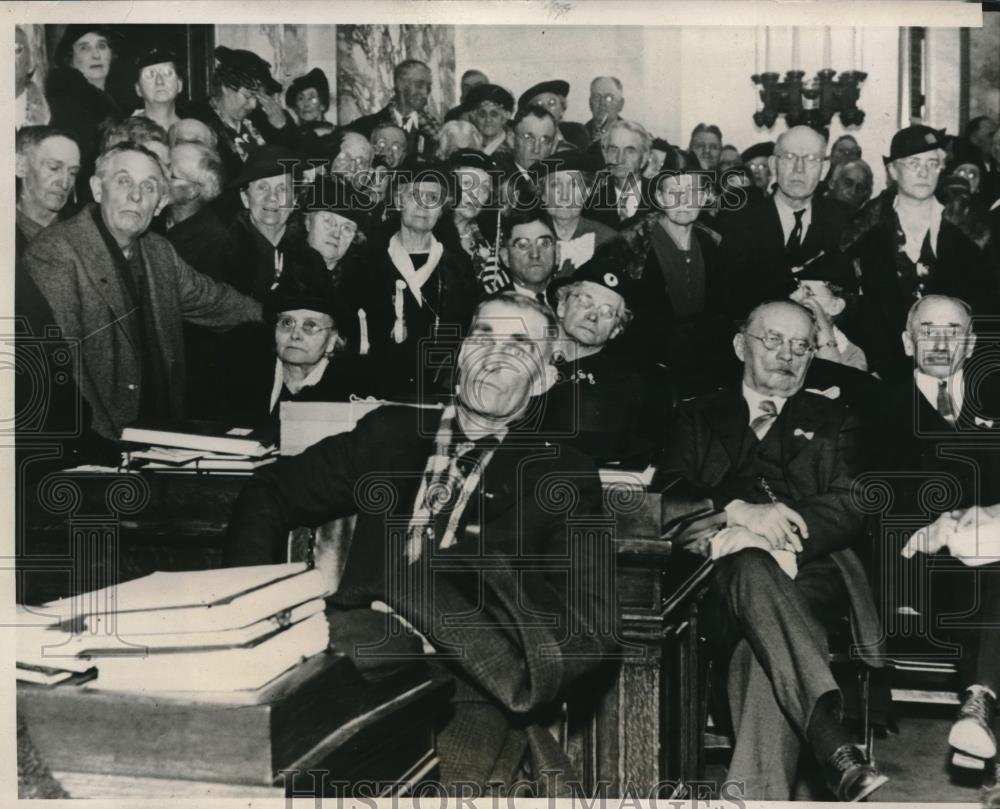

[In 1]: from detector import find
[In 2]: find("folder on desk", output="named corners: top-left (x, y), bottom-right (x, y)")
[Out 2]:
top-left (120, 419), bottom-right (278, 457)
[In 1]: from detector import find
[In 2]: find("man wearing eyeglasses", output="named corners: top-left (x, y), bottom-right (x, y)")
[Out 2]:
top-left (226, 291), bottom-right (616, 792)
top-left (719, 125), bottom-right (854, 320)
top-left (585, 76), bottom-right (625, 144)
top-left (518, 79), bottom-right (589, 152)
top-left (881, 295), bottom-right (1000, 772)
top-left (496, 207), bottom-right (560, 304)
top-left (497, 105), bottom-right (558, 182)
top-left (664, 299), bottom-right (887, 801)
top-left (843, 125), bottom-right (994, 381)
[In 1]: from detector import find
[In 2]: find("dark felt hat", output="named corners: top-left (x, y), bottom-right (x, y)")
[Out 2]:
top-left (570, 253), bottom-right (638, 311)
top-left (948, 136), bottom-right (986, 174)
top-left (285, 67), bottom-right (330, 111)
top-left (265, 258), bottom-right (341, 322)
top-left (741, 141), bottom-right (774, 163)
top-left (528, 149), bottom-right (603, 182)
top-left (463, 83), bottom-right (515, 113)
top-left (214, 46), bottom-right (277, 94)
top-left (300, 174), bottom-right (370, 226)
top-left (518, 79), bottom-right (570, 111)
top-left (446, 149), bottom-right (498, 173)
top-left (134, 47), bottom-right (182, 80)
top-left (395, 161), bottom-right (450, 189)
top-left (229, 144), bottom-right (302, 188)
top-left (884, 125), bottom-right (947, 164)
top-left (794, 251), bottom-right (857, 291)
top-left (55, 25), bottom-right (116, 66)
top-left (651, 137), bottom-right (672, 153)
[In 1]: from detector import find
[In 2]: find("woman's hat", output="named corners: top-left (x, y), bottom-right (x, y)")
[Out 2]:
top-left (55, 25), bottom-right (116, 67)
top-left (284, 67), bottom-right (330, 111)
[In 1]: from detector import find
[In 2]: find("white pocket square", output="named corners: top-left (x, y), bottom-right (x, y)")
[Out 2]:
top-left (793, 428), bottom-right (815, 440)
top-left (806, 386), bottom-right (841, 400)
top-left (975, 417), bottom-right (994, 428)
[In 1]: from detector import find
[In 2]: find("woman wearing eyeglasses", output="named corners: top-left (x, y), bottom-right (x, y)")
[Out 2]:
top-left (131, 48), bottom-right (185, 132)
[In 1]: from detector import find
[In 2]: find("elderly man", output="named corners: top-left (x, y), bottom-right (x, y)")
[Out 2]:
top-left (168, 118), bottom-right (218, 149)
top-left (879, 295), bottom-right (1000, 770)
top-left (843, 125), bottom-right (994, 380)
top-left (15, 26), bottom-right (50, 129)
top-left (498, 207), bottom-right (560, 303)
top-left (719, 125), bottom-right (854, 318)
top-left (370, 122), bottom-right (409, 169)
top-left (330, 130), bottom-right (375, 189)
top-left (24, 142), bottom-right (261, 440)
top-left (664, 300), bottom-right (886, 801)
top-left (825, 158), bottom-right (873, 210)
top-left (164, 142), bottom-right (227, 275)
top-left (518, 79), bottom-right (589, 152)
top-left (225, 291), bottom-right (614, 790)
top-left (585, 76), bottom-right (625, 144)
top-left (584, 119), bottom-right (651, 230)
top-left (464, 83), bottom-right (515, 156)
top-left (347, 59), bottom-right (440, 158)
top-left (15, 126), bottom-right (80, 257)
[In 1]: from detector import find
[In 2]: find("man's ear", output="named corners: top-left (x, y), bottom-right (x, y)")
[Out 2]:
top-left (733, 331), bottom-right (746, 363)
top-left (963, 332), bottom-right (978, 362)
top-left (827, 295), bottom-right (846, 318)
top-left (153, 189), bottom-right (170, 218)
top-left (89, 174), bottom-right (104, 203)
top-left (177, 78), bottom-right (184, 97)
top-left (134, 82), bottom-right (141, 98)
top-left (15, 153), bottom-right (28, 179)
top-left (499, 245), bottom-right (509, 268)
top-left (901, 330), bottom-right (915, 358)
top-left (767, 154), bottom-right (777, 179)
top-left (505, 129), bottom-right (515, 150)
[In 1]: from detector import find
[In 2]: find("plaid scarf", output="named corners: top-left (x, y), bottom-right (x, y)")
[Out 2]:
top-left (404, 404), bottom-right (504, 563)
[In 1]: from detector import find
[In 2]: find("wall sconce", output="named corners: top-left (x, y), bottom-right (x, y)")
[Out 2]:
top-left (752, 68), bottom-right (867, 129)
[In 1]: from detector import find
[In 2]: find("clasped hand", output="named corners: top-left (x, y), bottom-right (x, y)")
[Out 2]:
top-left (724, 499), bottom-right (806, 553)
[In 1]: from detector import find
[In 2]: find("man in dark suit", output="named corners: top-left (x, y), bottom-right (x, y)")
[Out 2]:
top-left (719, 125), bottom-right (853, 319)
top-left (583, 119), bottom-right (652, 231)
top-left (842, 125), bottom-right (995, 381)
top-left (664, 300), bottom-right (886, 801)
top-left (225, 292), bottom-right (617, 790)
top-left (880, 295), bottom-right (1000, 769)
top-left (517, 79), bottom-right (589, 152)
top-left (24, 142), bottom-right (262, 440)
top-left (346, 59), bottom-right (440, 159)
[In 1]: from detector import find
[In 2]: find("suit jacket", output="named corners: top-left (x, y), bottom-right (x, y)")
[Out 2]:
top-left (558, 121), bottom-right (590, 152)
top-left (24, 205), bottom-right (262, 439)
top-left (582, 172), bottom-right (640, 231)
top-left (663, 387), bottom-right (884, 665)
top-left (225, 404), bottom-right (616, 714)
top-left (346, 104), bottom-right (438, 159)
top-left (718, 195), bottom-right (854, 318)
top-left (843, 191), bottom-right (996, 381)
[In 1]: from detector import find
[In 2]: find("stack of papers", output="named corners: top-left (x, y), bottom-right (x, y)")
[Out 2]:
top-left (18, 563), bottom-right (332, 692)
top-left (120, 419), bottom-right (279, 473)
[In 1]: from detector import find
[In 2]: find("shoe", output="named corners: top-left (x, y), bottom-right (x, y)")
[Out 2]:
top-left (949, 687), bottom-right (997, 760)
top-left (824, 743), bottom-right (889, 802)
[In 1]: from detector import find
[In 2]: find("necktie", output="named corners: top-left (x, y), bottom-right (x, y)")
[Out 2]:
top-left (750, 399), bottom-right (778, 440)
top-left (786, 208), bottom-right (805, 256)
top-left (617, 191), bottom-right (632, 221)
top-left (937, 379), bottom-right (957, 426)
top-left (535, 291), bottom-right (547, 306)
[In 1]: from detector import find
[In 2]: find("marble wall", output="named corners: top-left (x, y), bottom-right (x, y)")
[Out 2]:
top-left (969, 13), bottom-right (1000, 122)
top-left (336, 25), bottom-right (455, 126)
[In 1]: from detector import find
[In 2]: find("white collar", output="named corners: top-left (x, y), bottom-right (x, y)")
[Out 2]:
top-left (915, 367), bottom-right (965, 417)
top-left (270, 356), bottom-right (330, 412)
top-left (833, 325), bottom-right (850, 353)
top-left (392, 107), bottom-right (419, 131)
top-left (387, 233), bottom-right (444, 305)
top-left (742, 383), bottom-right (788, 424)
top-left (773, 194), bottom-right (813, 243)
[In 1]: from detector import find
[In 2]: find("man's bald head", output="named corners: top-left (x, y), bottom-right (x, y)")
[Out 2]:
top-left (771, 126), bottom-right (828, 203)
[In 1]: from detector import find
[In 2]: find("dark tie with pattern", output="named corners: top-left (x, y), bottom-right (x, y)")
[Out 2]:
top-left (786, 208), bottom-right (805, 257)
top-left (751, 399), bottom-right (778, 440)
top-left (937, 379), bottom-right (957, 427)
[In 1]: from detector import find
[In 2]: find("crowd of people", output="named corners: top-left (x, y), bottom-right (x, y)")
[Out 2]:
top-left (14, 23), bottom-right (1000, 802)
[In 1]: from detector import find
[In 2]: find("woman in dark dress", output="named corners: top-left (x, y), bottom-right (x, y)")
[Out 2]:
top-left (46, 25), bottom-right (126, 202)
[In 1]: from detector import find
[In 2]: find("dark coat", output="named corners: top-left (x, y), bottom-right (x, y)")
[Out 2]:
top-left (346, 104), bottom-right (438, 159)
top-left (663, 387), bottom-right (884, 665)
top-left (718, 194), bottom-right (854, 318)
top-left (24, 205), bottom-right (262, 439)
top-left (225, 404), bottom-right (617, 714)
top-left (582, 172), bottom-right (637, 231)
top-left (841, 190), bottom-right (996, 381)
top-left (558, 121), bottom-right (590, 152)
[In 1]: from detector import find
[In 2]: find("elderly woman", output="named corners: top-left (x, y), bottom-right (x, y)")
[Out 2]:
top-left (434, 119), bottom-right (484, 160)
top-left (189, 46), bottom-right (297, 183)
top-left (221, 145), bottom-right (304, 301)
top-left (302, 174), bottom-right (368, 283)
top-left (285, 67), bottom-right (334, 135)
top-left (131, 47), bottom-right (184, 131)
top-left (46, 25), bottom-right (125, 200)
top-left (535, 150), bottom-right (616, 280)
top-left (345, 166), bottom-right (477, 395)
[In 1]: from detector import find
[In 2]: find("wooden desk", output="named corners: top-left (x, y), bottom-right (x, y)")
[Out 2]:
top-left (20, 468), bottom-right (714, 798)
top-left (18, 651), bottom-right (451, 798)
